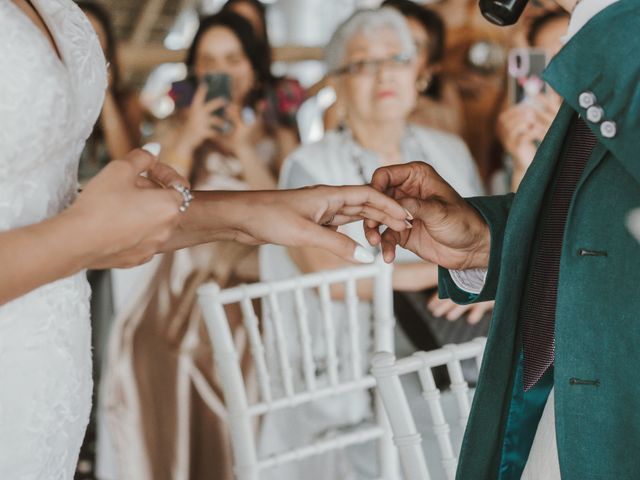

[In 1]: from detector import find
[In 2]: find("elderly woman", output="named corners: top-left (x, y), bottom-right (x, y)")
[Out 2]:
top-left (258, 8), bottom-right (488, 480)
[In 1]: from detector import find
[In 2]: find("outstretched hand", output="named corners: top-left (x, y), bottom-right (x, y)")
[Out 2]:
top-left (364, 162), bottom-right (491, 270)
top-left (228, 185), bottom-right (413, 263)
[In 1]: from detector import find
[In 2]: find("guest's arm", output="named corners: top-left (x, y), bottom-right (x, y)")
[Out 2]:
top-left (99, 89), bottom-right (139, 159)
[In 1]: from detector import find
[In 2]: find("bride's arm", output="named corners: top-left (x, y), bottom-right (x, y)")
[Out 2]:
top-left (0, 150), bottom-right (182, 306)
top-left (0, 211), bottom-right (96, 305)
top-left (161, 187), bottom-right (412, 263)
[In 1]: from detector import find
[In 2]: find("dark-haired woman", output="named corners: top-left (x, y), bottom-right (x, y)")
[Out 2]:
top-left (222, 0), bottom-right (307, 148)
top-left (159, 11), bottom-right (297, 185)
top-left (382, 0), bottom-right (466, 136)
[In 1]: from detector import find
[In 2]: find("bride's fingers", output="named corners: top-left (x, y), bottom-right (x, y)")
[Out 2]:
top-left (299, 221), bottom-right (376, 264)
top-left (334, 205), bottom-right (411, 231)
top-left (325, 214), bottom-right (362, 226)
top-left (331, 185), bottom-right (409, 226)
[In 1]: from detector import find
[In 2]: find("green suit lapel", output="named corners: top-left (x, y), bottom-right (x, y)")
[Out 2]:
top-left (543, 0), bottom-right (640, 186)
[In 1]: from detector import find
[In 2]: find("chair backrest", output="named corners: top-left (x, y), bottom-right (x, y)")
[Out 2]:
top-left (371, 338), bottom-right (487, 480)
top-left (197, 259), bottom-right (399, 480)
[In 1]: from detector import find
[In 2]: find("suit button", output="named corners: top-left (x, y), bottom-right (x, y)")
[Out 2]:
top-left (586, 105), bottom-right (604, 123)
top-left (600, 121), bottom-right (617, 139)
top-left (579, 91), bottom-right (597, 109)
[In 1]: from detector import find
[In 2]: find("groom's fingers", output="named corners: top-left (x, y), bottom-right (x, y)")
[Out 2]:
top-left (148, 162), bottom-right (191, 189)
top-left (370, 164), bottom-right (414, 193)
top-left (380, 228), bottom-right (401, 263)
top-left (365, 226), bottom-right (382, 247)
top-left (398, 196), bottom-right (448, 229)
top-left (372, 162), bottom-right (454, 201)
top-left (125, 148), bottom-right (157, 176)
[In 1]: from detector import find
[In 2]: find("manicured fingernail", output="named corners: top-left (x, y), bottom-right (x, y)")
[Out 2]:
top-left (142, 142), bottom-right (161, 156)
top-left (404, 219), bottom-right (413, 229)
top-left (353, 246), bottom-right (375, 264)
top-left (403, 208), bottom-right (414, 221)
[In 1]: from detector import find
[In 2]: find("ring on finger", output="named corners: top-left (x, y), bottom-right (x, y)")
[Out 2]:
top-left (322, 214), bottom-right (336, 226)
top-left (172, 184), bottom-right (194, 213)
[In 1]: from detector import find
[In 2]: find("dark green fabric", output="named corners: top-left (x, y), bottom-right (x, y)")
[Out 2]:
top-left (439, 2), bottom-right (640, 478)
top-left (498, 352), bottom-right (553, 480)
top-left (495, 115), bottom-right (580, 476)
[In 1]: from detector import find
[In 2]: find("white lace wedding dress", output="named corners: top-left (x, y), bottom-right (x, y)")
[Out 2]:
top-left (0, 1), bottom-right (107, 478)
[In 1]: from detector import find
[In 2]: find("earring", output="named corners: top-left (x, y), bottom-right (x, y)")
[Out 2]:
top-left (416, 74), bottom-right (432, 93)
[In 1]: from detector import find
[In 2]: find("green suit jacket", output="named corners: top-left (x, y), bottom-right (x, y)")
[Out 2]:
top-left (439, 1), bottom-right (640, 478)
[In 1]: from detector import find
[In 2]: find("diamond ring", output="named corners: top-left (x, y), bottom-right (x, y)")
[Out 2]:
top-left (172, 184), bottom-right (193, 213)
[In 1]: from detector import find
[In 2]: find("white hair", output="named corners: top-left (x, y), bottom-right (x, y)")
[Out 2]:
top-left (325, 8), bottom-right (416, 74)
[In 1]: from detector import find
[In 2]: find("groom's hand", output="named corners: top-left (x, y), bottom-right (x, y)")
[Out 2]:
top-left (365, 162), bottom-right (491, 270)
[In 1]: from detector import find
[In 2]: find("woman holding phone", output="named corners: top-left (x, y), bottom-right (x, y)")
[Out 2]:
top-left (0, 1), bottom-right (409, 478)
top-left (158, 11), bottom-right (297, 189)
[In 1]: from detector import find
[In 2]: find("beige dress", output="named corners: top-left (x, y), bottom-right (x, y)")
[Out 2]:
top-left (102, 137), bottom-right (275, 480)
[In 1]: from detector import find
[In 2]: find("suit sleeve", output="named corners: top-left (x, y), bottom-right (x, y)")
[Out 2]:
top-left (438, 193), bottom-right (514, 304)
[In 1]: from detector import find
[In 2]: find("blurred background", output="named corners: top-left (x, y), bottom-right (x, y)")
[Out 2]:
top-left (81, 0), bottom-right (558, 182)
top-left (74, 1), bottom-right (567, 479)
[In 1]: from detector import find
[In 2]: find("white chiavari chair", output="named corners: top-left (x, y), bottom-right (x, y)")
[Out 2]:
top-left (371, 338), bottom-right (487, 480)
top-left (197, 259), bottom-right (400, 480)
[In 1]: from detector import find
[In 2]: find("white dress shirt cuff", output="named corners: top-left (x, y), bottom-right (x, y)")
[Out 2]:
top-left (562, 0), bottom-right (619, 43)
top-left (449, 268), bottom-right (488, 295)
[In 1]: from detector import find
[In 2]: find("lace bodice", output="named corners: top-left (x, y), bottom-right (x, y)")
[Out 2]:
top-left (0, 1), bottom-right (107, 479)
top-left (0, 0), bottom-right (107, 231)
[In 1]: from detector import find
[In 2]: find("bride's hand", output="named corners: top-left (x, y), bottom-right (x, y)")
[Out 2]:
top-left (227, 186), bottom-right (412, 263)
top-left (68, 149), bottom-right (186, 269)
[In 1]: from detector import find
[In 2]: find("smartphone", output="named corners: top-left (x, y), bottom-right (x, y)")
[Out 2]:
top-left (169, 77), bottom-right (196, 109)
top-left (169, 73), bottom-right (232, 116)
top-left (508, 48), bottom-right (548, 104)
top-left (203, 73), bottom-right (231, 102)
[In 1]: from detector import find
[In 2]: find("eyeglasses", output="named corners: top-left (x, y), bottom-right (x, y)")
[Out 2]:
top-left (333, 52), bottom-right (414, 76)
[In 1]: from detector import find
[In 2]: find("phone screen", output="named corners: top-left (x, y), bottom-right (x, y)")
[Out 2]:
top-left (508, 48), bottom-right (548, 104)
top-left (204, 73), bottom-right (232, 103)
top-left (169, 78), bottom-right (196, 109)
top-left (169, 73), bottom-right (232, 116)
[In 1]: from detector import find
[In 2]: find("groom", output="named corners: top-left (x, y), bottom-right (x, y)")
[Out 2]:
top-left (366, 0), bottom-right (640, 478)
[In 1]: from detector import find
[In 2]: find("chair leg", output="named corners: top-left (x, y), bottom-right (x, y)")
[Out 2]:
top-left (173, 354), bottom-right (192, 480)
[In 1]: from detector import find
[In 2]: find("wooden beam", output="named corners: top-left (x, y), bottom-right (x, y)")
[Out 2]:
top-left (119, 44), bottom-right (325, 73)
top-left (130, 0), bottom-right (168, 47)
top-left (273, 46), bottom-right (324, 63)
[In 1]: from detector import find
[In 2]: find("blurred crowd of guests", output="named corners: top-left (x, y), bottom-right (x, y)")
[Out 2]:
top-left (74, 1), bottom-right (571, 479)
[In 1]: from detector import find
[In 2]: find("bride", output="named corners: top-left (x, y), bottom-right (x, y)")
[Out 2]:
top-left (0, 1), bottom-right (410, 478)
